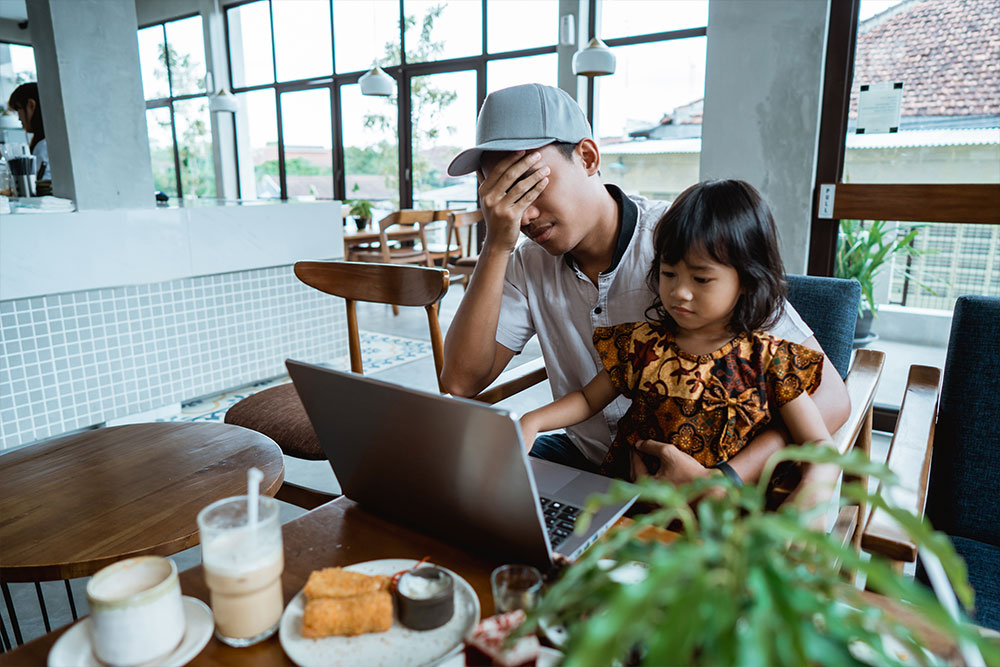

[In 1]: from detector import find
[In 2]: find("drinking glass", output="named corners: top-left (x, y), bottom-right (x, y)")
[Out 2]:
top-left (490, 564), bottom-right (542, 613)
top-left (197, 495), bottom-right (284, 647)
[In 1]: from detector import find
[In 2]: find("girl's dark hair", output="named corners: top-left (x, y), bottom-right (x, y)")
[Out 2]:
top-left (7, 82), bottom-right (44, 151)
top-left (646, 179), bottom-right (786, 334)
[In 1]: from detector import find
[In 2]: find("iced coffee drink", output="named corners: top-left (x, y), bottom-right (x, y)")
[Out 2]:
top-left (197, 495), bottom-right (284, 646)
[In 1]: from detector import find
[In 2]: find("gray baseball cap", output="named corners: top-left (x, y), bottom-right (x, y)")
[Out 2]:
top-left (447, 83), bottom-right (592, 177)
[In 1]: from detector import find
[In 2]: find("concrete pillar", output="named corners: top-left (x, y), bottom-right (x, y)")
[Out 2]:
top-left (557, 0), bottom-right (587, 105)
top-left (699, 0), bottom-right (829, 274)
top-left (199, 0), bottom-right (238, 200)
top-left (27, 0), bottom-right (154, 209)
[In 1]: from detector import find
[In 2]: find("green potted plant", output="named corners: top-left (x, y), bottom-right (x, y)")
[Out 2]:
top-left (834, 219), bottom-right (934, 342)
top-left (348, 198), bottom-right (374, 231)
top-left (524, 446), bottom-right (999, 667)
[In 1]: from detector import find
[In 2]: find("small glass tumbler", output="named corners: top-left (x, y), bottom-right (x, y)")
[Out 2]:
top-left (197, 496), bottom-right (284, 647)
top-left (490, 564), bottom-right (543, 613)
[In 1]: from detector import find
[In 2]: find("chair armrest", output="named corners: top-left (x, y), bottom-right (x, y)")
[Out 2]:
top-left (861, 364), bottom-right (940, 562)
top-left (830, 348), bottom-right (886, 456)
top-left (473, 357), bottom-right (547, 405)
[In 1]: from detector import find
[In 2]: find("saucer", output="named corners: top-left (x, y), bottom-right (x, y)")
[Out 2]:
top-left (47, 596), bottom-right (213, 667)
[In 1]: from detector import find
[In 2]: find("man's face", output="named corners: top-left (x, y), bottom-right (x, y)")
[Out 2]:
top-left (480, 144), bottom-right (593, 256)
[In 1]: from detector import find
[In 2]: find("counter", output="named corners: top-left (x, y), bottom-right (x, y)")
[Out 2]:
top-left (0, 201), bottom-right (349, 450)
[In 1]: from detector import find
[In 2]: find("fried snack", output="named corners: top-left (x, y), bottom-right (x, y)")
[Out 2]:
top-left (301, 591), bottom-right (393, 638)
top-left (303, 567), bottom-right (390, 601)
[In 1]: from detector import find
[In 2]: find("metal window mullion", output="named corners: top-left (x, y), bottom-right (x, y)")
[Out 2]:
top-left (268, 0), bottom-right (278, 84)
top-left (330, 83), bottom-right (344, 201)
top-left (275, 88), bottom-right (286, 200)
top-left (169, 101), bottom-right (183, 198)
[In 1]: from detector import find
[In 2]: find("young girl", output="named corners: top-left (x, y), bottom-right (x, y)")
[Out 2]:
top-left (520, 179), bottom-right (833, 484)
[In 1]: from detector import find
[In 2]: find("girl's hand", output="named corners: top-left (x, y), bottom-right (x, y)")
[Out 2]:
top-left (633, 439), bottom-right (711, 486)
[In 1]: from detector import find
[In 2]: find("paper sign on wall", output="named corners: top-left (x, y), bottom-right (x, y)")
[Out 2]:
top-left (857, 81), bottom-right (903, 134)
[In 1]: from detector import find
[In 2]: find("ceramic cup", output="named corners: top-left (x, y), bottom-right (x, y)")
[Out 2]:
top-left (86, 556), bottom-right (186, 666)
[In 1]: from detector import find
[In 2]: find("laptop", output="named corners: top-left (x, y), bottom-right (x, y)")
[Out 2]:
top-left (286, 360), bottom-right (636, 568)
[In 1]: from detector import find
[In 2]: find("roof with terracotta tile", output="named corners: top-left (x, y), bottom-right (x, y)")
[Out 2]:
top-left (850, 0), bottom-right (1000, 118)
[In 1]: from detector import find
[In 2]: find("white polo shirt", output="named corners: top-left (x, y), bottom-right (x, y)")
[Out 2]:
top-left (496, 186), bottom-right (812, 464)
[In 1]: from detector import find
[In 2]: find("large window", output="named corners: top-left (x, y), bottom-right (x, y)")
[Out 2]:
top-left (159, 0), bottom-right (710, 208)
top-left (811, 0), bottom-right (999, 415)
top-left (0, 42), bottom-right (36, 144)
top-left (138, 15), bottom-right (214, 198)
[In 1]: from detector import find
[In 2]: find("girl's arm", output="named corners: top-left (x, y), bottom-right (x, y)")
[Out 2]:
top-left (778, 393), bottom-right (840, 530)
top-left (519, 370), bottom-right (618, 450)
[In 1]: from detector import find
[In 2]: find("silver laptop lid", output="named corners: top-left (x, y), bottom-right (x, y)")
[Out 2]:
top-left (286, 360), bottom-right (552, 567)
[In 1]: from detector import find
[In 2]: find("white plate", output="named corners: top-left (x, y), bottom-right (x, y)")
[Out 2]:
top-left (279, 559), bottom-right (481, 667)
top-left (47, 596), bottom-right (213, 667)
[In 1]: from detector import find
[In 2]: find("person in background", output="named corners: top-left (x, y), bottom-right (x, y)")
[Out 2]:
top-left (7, 82), bottom-right (50, 182)
top-left (440, 83), bottom-right (850, 491)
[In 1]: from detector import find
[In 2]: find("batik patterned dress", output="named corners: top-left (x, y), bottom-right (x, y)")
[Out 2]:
top-left (592, 322), bottom-right (823, 479)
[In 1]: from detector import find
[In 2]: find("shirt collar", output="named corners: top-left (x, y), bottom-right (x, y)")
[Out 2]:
top-left (563, 184), bottom-right (638, 274)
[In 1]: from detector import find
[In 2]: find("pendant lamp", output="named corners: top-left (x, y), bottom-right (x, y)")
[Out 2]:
top-left (359, 64), bottom-right (395, 96)
top-left (572, 38), bottom-right (616, 77)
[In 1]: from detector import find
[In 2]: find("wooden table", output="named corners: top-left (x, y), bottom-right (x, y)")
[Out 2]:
top-left (0, 494), bottom-right (980, 665)
top-left (0, 422), bottom-right (284, 583)
top-left (0, 498), bottom-right (498, 665)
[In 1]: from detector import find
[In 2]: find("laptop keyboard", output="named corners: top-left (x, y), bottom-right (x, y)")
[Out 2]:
top-left (539, 496), bottom-right (583, 549)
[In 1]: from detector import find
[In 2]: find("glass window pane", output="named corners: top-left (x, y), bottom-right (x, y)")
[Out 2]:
top-left (487, 1), bottom-right (557, 53)
top-left (146, 106), bottom-right (177, 197)
top-left (600, 0), bottom-right (708, 39)
top-left (341, 82), bottom-right (399, 209)
top-left (404, 1), bottom-right (481, 63)
top-left (595, 37), bottom-right (706, 201)
top-left (487, 54), bottom-right (557, 93)
top-left (173, 98), bottom-right (215, 197)
top-left (8, 44), bottom-right (37, 81)
top-left (333, 0), bottom-right (401, 74)
top-left (272, 0), bottom-right (333, 82)
top-left (164, 16), bottom-right (206, 96)
top-left (236, 88), bottom-right (280, 199)
top-left (410, 69), bottom-right (476, 209)
top-left (280, 88), bottom-right (333, 199)
top-left (844, 0), bottom-right (1000, 184)
top-left (227, 1), bottom-right (274, 88)
top-left (138, 26), bottom-right (170, 99)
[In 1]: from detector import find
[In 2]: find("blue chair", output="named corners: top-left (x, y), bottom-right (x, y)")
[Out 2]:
top-left (863, 295), bottom-right (1000, 631)
top-left (786, 274), bottom-right (861, 379)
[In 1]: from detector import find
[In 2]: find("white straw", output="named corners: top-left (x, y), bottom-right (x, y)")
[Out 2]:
top-left (247, 467), bottom-right (263, 527)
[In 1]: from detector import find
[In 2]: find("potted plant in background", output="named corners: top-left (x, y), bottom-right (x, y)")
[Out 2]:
top-left (348, 198), bottom-right (373, 231)
top-left (834, 219), bottom-right (934, 344)
top-left (525, 445), bottom-right (998, 667)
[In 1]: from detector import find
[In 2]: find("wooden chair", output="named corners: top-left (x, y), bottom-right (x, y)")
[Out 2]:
top-left (347, 209), bottom-right (451, 314)
top-left (440, 209), bottom-right (483, 290)
top-left (224, 261), bottom-right (450, 510)
top-left (474, 274), bottom-right (885, 549)
top-left (861, 295), bottom-right (1000, 630)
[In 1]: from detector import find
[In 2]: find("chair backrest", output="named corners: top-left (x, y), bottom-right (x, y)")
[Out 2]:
top-left (445, 209), bottom-right (484, 260)
top-left (785, 274), bottom-right (861, 379)
top-left (925, 295), bottom-right (1000, 546)
top-left (294, 261), bottom-right (450, 386)
top-left (375, 209), bottom-right (450, 265)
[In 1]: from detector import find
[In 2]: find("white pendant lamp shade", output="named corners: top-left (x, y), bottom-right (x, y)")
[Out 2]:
top-left (572, 38), bottom-right (616, 77)
top-left (208, 89), bottom-right (239, 113)
top-left (359, 64), bottom-right (395, 96)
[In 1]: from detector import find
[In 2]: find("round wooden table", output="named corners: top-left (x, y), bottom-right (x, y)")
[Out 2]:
top-left (0, 422), bottom-right (284, 583)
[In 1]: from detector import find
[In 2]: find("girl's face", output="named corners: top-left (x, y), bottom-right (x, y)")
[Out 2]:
top-left (15, 99), bottom-right (35, 133)
top-left (658, 246), bottom-right (743, 336)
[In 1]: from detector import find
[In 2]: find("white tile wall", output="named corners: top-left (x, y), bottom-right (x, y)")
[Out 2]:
top-left (0, 265), bottom-right (347, 450)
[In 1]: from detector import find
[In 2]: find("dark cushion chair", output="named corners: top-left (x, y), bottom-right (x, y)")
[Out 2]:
top-left (918, 295), bottom-right (1000, 631)
top-left (786, 274), bottom-right (861, 379)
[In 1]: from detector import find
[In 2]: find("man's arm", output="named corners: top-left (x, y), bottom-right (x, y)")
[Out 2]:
top-left (440, 151), bottom-right (550, 397)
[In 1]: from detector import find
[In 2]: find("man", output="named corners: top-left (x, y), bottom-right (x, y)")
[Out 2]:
top-left (440, 83), bottom-right (849, 487)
